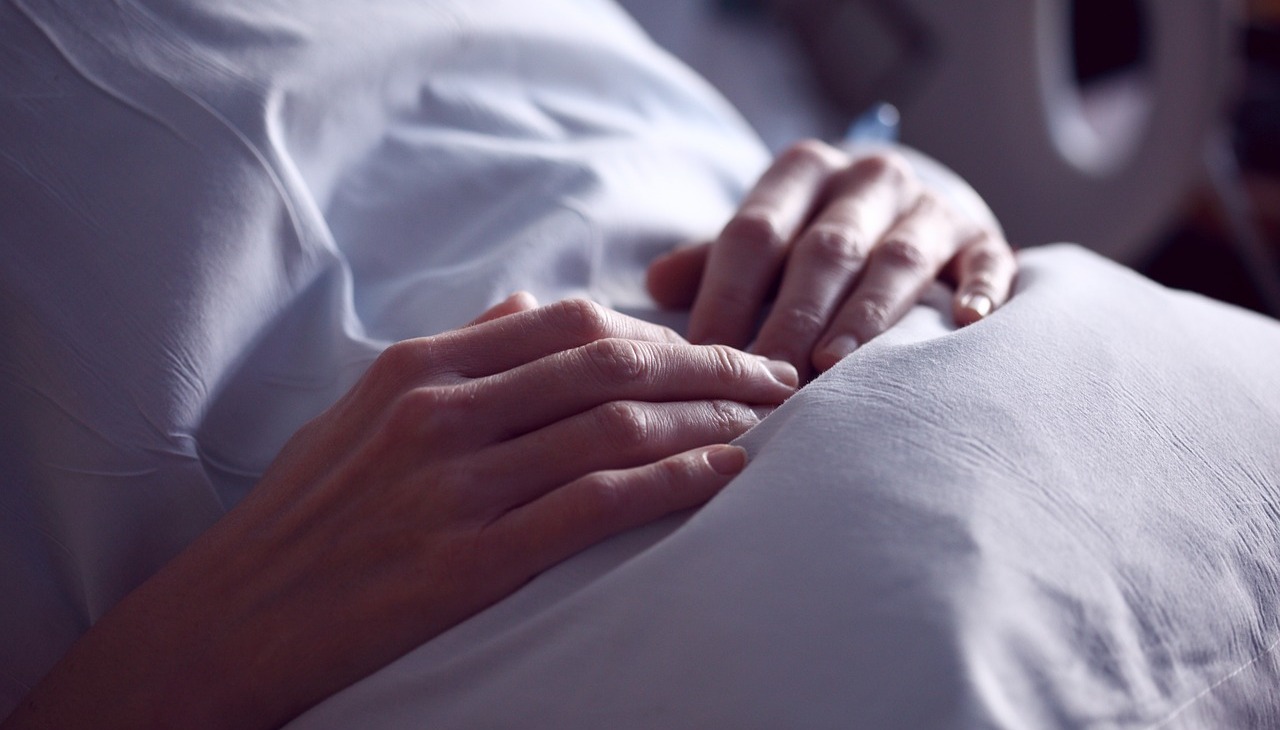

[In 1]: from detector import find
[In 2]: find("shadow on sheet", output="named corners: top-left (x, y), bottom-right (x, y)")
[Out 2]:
top-left (294, 246), bottom-right (1280, 729)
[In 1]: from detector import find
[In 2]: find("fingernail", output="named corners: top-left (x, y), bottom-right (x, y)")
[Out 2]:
top-left (751, 405), bottom-right (777, 421)
top-left (959, 293), bottom-right (993, 319)
top-left (821, 335), bottom-right (860, 363)
top-left (705, 445), bottom-right (747, 476)
top-left (762, 359), bottom-right (799, 388)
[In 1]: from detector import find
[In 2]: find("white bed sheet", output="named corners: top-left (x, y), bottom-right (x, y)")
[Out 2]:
top-left (295, 244), bottom-right (1280, 728)
top-left (2, 0), bottom-right (1279, 726)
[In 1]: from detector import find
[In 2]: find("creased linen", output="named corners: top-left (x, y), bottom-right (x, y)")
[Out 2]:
top-left (0, 0), bottom-right (764, 711)
top-left (292, 247), bottom-right (1280, 729)
top-left (2, 1), bottom-right (1279, 726)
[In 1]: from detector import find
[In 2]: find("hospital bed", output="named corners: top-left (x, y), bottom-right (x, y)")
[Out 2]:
top-left (2, 0), bottom-right (1279, 726)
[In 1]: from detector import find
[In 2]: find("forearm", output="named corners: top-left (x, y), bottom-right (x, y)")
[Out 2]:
top-left (3, 520), bottom-right (303, 729)
top-left (5, 300), bottom-right (786, 730)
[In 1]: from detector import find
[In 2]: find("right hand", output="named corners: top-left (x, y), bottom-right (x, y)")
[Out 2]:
top-left (4, 296), bottom-right (797, 730)
top-left (646, 140), bottom-right (1016, 379)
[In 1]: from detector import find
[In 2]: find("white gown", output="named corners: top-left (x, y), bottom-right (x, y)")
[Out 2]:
top-left (2, 1), bottom-right (1279, 726)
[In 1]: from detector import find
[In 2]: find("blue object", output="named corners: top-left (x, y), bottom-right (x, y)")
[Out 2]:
top-left (845, 102), bottom-right (901, 143)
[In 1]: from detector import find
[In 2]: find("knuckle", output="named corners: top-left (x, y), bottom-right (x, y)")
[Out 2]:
top-left (876, 236), bottom-right (930, 273)
top-left (965, 249), bottom-right (1005, 278)
top-left (779, 138), bottom-right (840, 169)
top-left (708, 399), bottom-right (757, 433)
top-left (963, 274), bottom-right (997, 294)
top-left (721, 212), bottom-right (786, 258)
top-left (381, 385), bottom-right (483, 455)
top-left (707, 344), bottom-right (751, 386)
top-left (847, 298), bottom-right (892, 333)
top-left (372, 339), bottom-right (432, 385)
top-left (384, 386), bottom-right (452, 438)
top-left (584, 337), bottom-right (648, 383)
top-left (392, 385), bottom-right (446, 418)
top-left (852, 151), bottom-right (912, 187)
top-left (912, 190), bottom-right (946, 219)
top-left (962, 239), bottom-right (1013, 275)
top-left (770, 305), bottom-right (828, 340)
top-left (598, 401), bottom-right (652, 451)
top-left (653, 454), bottom-right (700, 489)
top-left (801, 226), bottom-right (868, 270)
top-left (552, 297), bottom-right (611, 342)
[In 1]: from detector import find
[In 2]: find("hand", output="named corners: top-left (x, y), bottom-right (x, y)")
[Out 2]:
top-left (3, 297), bottom-right (797, 730)
top-left (646, 139), bottom-right (1017, 378)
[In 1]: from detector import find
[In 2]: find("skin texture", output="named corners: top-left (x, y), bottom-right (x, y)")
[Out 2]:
top-left (646, 139), bottom-right (1017, 380)
top-left (2, 297), bottom-right (796, 730)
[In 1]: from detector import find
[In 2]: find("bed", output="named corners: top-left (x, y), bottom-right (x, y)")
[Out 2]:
top-left (2, 0), bottom-right (1279, 726)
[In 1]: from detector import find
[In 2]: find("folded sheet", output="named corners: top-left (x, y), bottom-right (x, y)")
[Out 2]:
top-left (289, 245), bottom-right (1280, 729)
top-left (2, 0), bottom-right (1278, 726)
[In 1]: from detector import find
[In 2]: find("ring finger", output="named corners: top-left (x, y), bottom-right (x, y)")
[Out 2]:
top-left (750, 154), bottom-right (917, 376)
top-left (687, 140), bottom-right (847, 348)
top-left (471, 339), bottom-right (797, 440)
top-left (813, 192), bottom-right (961, 371)
top-left (467, 399), bottom-right (769, 512)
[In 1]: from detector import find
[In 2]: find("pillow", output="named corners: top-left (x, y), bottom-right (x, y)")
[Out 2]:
top-left (292, 245), bottom-right (1280, 729)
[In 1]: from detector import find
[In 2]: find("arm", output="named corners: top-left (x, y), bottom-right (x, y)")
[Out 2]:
top-left (646, 139), bottom-right (1017, 379)
top-left (2, 297), bottom-right (797, 730)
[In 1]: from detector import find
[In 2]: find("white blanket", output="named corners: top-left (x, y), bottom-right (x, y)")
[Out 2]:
top-left (2, 0), bottom-right (1279, 726)
top-left (294, 246), bottom-right (1280, 728)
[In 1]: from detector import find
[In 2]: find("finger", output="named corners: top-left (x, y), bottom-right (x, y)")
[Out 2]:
top-left (949, 231), bottom-right (1017, 326)
top-left (430, 299), bottom-right (688, 379)
top-left (470, 400), bottom-right (769, 511)
top-left (485, 445), bottom-right (747, 582)
top-left (645, 241), bottom-right (711, 310)
top-left (336, 301), bottom-right (702, 456)
top-left (813, 193), bottom-right (957, 372)
top-left (750, 154), bottom-right (917, 375)
top-left (687, 140), bottom-right (847, 348)
top-left (340, 301), bottom-right (693, 432)
top-left (466, 291), bottom-right (539, 327)
top-left (474, 339), bottom-right (797, 440)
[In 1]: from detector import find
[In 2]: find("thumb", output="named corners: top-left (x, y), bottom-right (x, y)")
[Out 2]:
top-left (645, 241), bottom-right (712, 310)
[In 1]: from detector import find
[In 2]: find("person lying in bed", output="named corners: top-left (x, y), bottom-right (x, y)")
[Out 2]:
top-left (0, 1), bottom-right (1016, 727)
top-left (5, 161), bottom-right (1012, 730)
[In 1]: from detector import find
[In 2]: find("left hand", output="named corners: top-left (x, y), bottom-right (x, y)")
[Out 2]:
top-left (646, 139), bottom-right (1017, 379)
top-left (0, 294), bottom-right (794, 730)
